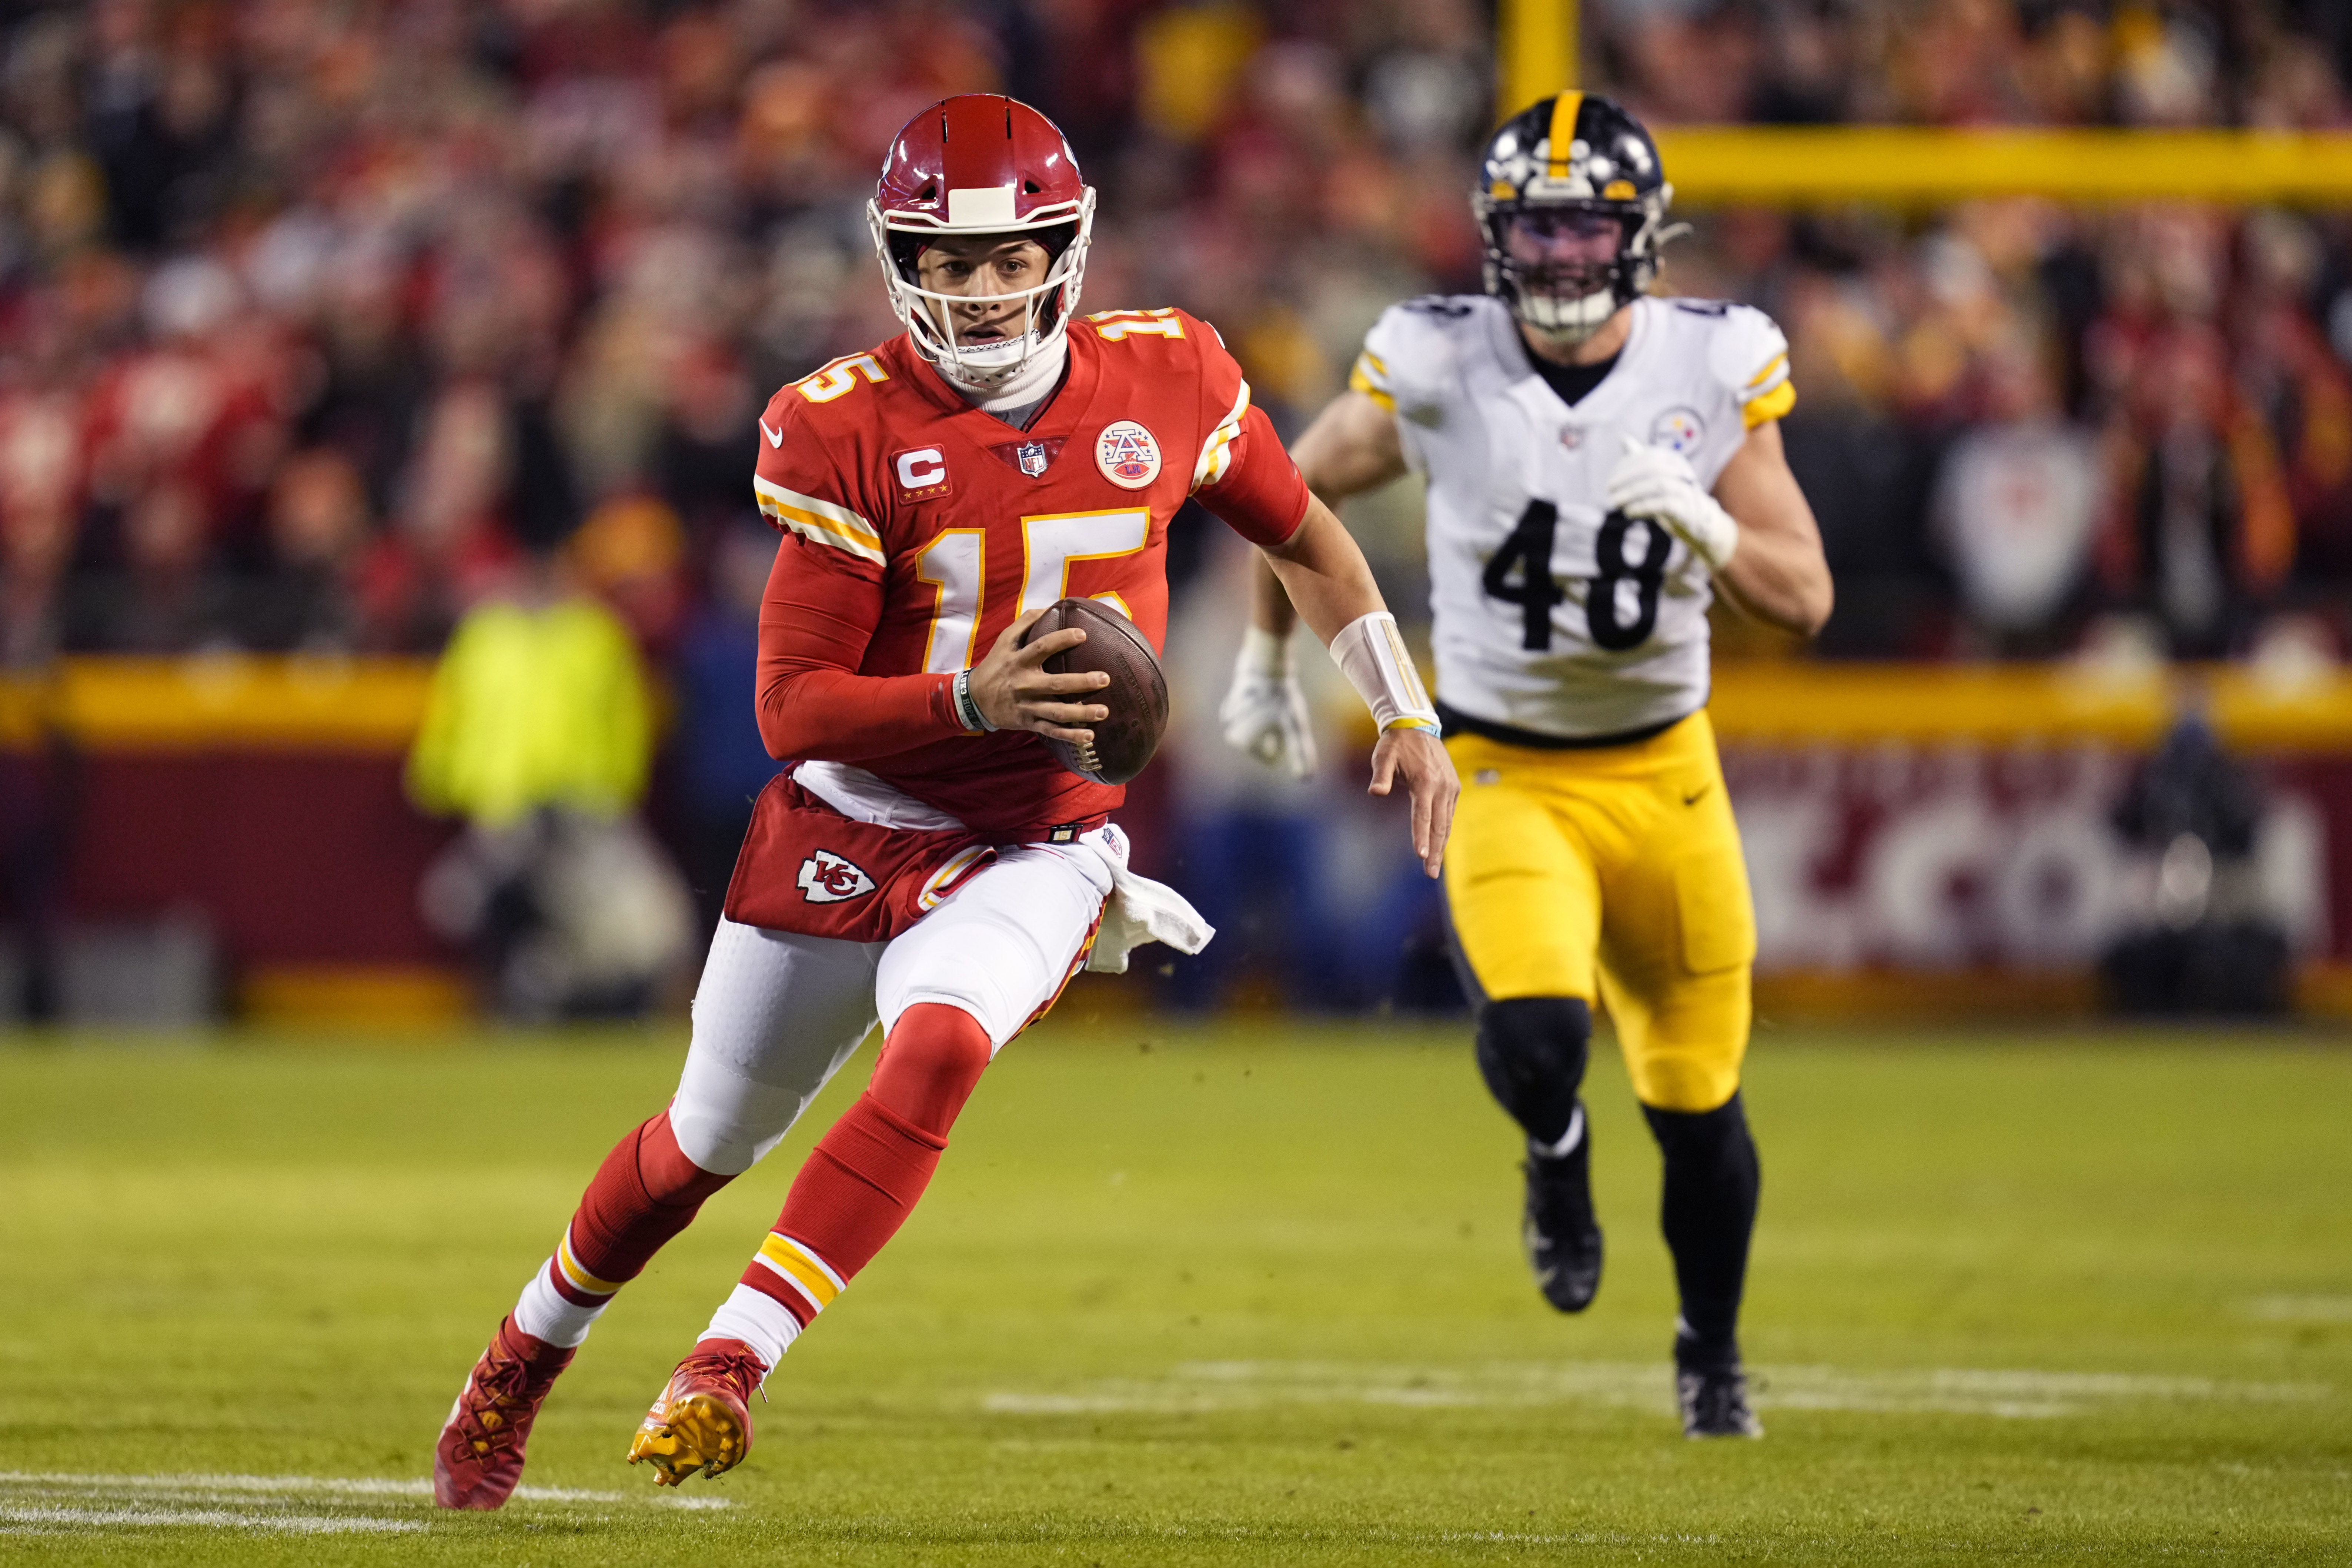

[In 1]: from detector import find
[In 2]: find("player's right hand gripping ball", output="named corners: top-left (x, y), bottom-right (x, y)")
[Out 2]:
top-left (1018, 597), bottom-right (1169, 786)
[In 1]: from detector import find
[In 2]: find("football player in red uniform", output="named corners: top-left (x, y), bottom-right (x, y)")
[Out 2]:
top-left (433, 95), bottom-right (1457, 1508)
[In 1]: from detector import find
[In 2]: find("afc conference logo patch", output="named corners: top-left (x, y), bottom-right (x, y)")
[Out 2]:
top-left (1095, 420), bottom-right (1161, 489)
top-left (797, 849), bottom-right (876, 904)
top-left (1650, 407), bottom-right (1706, 456)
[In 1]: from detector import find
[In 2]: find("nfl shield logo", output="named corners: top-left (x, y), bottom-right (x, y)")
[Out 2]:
top-left (1017, 442), bottom-right (1049, 477)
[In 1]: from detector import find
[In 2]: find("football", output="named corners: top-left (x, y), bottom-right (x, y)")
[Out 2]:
top-left (1018, 597), bottom-right (1169, 786)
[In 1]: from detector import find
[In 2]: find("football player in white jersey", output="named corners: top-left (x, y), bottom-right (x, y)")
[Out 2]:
top-left (1222, 92), bottom-right (1831, 1437)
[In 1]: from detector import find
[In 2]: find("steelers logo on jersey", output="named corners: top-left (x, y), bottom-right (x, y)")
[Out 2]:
top-left (1650, 406), bottom-right (1706, 456)
top-left (1096, 421), bottom-right (1162, 489)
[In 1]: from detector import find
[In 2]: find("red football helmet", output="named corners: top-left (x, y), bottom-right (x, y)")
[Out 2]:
top-left (867, 94), bottom-right (1097, 391)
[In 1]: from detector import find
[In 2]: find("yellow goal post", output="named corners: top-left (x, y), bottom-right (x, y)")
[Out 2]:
top-left (1497, 0), bottom-right (2352, 204)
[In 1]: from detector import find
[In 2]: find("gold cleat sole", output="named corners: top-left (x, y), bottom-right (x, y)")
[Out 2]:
top-left (627, 1393), bottom-right (747, 1485)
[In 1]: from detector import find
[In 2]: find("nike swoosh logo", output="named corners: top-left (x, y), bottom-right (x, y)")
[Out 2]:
top-left (1683, 785), bottom-right (1712, 806)
top-left (760, 419), bottom-right (783, 448)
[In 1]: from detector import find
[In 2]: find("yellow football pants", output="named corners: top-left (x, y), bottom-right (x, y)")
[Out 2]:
top-left (1443, 711), bottom-right (1756, 1113)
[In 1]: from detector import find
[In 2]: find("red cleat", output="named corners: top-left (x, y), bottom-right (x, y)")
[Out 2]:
top-left (433, 1316), bottom-right (576, 1510)
top-left (626, 1338), bottom-right (767, 1485)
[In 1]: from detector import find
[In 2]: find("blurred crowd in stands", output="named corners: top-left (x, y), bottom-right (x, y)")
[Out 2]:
top-left (4, 1), bottom-right (2352, 681)
top-left (1586, 0), bottom-right (2352, 665)
top-left (8, 3), bottom-right (2352, 1003)
top-left (1599, 0), bottom-right (2352, 130)
top-left (0, 0), bottom-right (1490, 678)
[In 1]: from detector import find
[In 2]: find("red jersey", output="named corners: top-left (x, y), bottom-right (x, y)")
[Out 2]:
top-left (749, 307), bottom-right (1310, 837)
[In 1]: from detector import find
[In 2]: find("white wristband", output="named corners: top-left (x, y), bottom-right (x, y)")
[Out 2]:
top-left (1328, 611), bottom-right (1439, 734)
top-left (1236, 623), bottom-right (1292, 679)
top-left (953, 669), bottom-right (996, 732)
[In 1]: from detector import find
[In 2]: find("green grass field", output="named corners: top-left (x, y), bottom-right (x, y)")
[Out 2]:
top-left (2, 1009), bottom-right (2348, 1565)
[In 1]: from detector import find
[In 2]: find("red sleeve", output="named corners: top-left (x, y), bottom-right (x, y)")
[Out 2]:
top-left (755, 533), bottom-right (965, 760)
top-left (1181, 317), bottom-right (1310, 546)
top-left (1194, 402), bottom-right (1310, 546)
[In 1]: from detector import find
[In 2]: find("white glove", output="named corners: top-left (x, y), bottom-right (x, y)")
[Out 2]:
top-left (1605, 434), bottom-right (1738, 571)
top-left (1219, 625), bottom-right (1319, 780)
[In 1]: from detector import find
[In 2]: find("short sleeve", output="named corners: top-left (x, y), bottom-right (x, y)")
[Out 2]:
top-left (1348, 345), bottom-right (1396, 411)
top-left (1188, 315), bottom-right (1312, 546)
top-left (1709, 305), bottom-right (1795, 430)
top-left (752, 393), bottom-right (886, 571)
top-left (1357, 302), bottom-right (1446, 475)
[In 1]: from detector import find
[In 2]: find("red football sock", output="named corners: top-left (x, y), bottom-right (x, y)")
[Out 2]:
top-left (867, 1001), bottom-right (994, 1139)
top-left (553, 1111), bottom-right (735, 1304)
top-left (735, 1003), bottom-right (992, 1329)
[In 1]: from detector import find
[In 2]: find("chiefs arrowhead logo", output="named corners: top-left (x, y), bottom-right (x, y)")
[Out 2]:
top-left (797, 849), bottom-right (876, 904)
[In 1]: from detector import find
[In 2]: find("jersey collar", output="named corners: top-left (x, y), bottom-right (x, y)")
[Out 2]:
top-left (1494, 297), bottom-right (1653, 428)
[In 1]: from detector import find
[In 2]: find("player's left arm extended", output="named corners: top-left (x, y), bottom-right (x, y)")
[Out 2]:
top-left (1259, 498), bottom-right (1460, 878)
top-left (1706, 420), bottom-right (1834, 637)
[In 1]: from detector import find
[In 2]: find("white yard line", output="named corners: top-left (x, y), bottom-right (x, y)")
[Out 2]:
top-left (0, 1471), bottom-right (725, 1506)
top-left (0, 1473), bottom-right (433, 1498)
top-left (0, 1470), bottom-right (730, 1535)
top-left (0, 1502), bottom-right (423, 1535)
top-left (2244, 1294), bottom-right (2352, 1323)
top-left (984, 1360), bottom-right (2328, 1419)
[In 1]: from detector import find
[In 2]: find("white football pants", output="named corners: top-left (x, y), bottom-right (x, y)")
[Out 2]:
top-left (667, 833), bottom-right (1114, 1176)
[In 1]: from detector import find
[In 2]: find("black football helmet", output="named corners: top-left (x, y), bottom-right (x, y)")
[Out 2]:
top-left (1473, 93), bottom-right (1679, 344)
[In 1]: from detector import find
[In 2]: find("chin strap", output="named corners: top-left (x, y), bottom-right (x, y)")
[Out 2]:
top-left (944, 333), bottom-right (1069, 409)
top-left (1517, 287), bottom-right (1619, 350)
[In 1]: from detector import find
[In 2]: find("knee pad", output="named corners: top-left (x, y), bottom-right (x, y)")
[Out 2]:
top-left (637, 1111), bottom-right (735, 1207)
top-left (670, 1056), bottom-right (823, 1176)
top-left (1475, 996), bottom-right (1592, 1148)
top-left (879, 951), bottom-right (1025, 1049)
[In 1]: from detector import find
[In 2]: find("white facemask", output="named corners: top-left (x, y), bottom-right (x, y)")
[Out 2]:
top-left (867, 190), bottom-right (1098, 394)
top-left (1516, 285), bottom-right (1621, 348)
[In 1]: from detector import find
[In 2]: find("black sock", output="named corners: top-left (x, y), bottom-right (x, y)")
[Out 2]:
top-left (1474, 997), bottom-right (1592, 1151)
top-left (1641, 1094), bottom-right (1760, 1370)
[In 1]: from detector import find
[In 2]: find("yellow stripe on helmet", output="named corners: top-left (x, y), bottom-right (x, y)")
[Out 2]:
top-left (1546, 91), bottom-right (1585, 179)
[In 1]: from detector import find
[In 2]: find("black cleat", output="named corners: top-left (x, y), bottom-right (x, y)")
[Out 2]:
top-left (1676, 1363), bottom-right (1764, 1439)
top-left (1521, 1105), bottom-right (1602, 1312)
